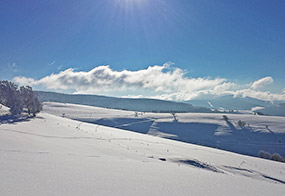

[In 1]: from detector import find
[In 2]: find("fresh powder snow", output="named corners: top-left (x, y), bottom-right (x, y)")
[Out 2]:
top-left (0, 104), bottom-right (284, 195)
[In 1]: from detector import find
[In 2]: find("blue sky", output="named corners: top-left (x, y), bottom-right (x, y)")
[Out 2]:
top-left (1, 0), bottom-right (285, 101)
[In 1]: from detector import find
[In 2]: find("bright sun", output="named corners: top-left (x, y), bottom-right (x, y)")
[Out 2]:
top-left (114, 0), bottom-right (149, 12)
top-left (117, 0), bottom-right (147, 6)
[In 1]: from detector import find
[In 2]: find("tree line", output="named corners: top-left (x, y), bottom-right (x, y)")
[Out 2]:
top-left (0, 81), bottom-right (42, 116)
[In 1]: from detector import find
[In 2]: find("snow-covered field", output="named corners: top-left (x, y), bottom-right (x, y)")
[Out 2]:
top-left (1, 103), bottom-right (285, 195)
top-left (44, 102), bottom-right (285, 158)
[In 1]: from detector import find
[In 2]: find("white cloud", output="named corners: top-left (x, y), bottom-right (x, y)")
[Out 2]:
top-left (57, 65), bottom-right (63, 70)
top-left (251, 76), bottom-right (273, 89)
top-left (121, 95), bottom-right (144, 99)
top-left (251, 106), bottom-right (264, 112)
top-left (8, 62), bottom-right (18, 72)
top-left (13, 77), bottom-right (36, 86)
top-left (12, 63), bottom-right (285, 102)
top-left (48, 61), bottom-right (56, 66)
top-left (233, 89), bottom-right (285, 102)
top-left (13, 63), bottom-right (229, 98)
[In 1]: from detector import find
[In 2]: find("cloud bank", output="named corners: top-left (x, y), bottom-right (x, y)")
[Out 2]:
top-left (250, 76), bottom-right (273, 89)
top-left (13, 63), bottom-right (285, 102)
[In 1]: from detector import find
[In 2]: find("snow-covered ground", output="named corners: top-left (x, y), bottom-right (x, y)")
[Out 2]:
top-left (0, 104), bottom-right (9, 116)
top-left (1, 109), bottom-right (285, 195)
top-left (43, 102), bottom-right (285, 158)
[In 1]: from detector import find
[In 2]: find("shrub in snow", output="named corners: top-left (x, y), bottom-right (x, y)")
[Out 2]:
top-left (222, 115), bottom-right (229, 121)
top-left (258, 150), bottom-right (271, 159)
top-left (258, 150), bottom-right (266, 158)
top-left (171, 112), bottom-right (177, 122)
top-left (271, 153), bottom-right (283, 162)
top-left (238, 120), bottom-right (246, 127)
top-left (258, 150), bottom-right (285, 162)
top-left (264, 152), bottom-right (272, 159)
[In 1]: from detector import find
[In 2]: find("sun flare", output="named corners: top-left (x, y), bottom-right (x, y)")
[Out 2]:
top-left (116, 0), bottom-right (148, 8)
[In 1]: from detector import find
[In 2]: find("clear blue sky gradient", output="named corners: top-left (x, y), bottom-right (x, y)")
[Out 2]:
top-left (1, 0), bottom-right (284, 89)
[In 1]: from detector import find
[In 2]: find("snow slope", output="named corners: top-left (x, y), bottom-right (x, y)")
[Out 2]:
top-left (1, 111), bottom-right (285, 196)
top-left (43, 102), bottom-right (285, 158)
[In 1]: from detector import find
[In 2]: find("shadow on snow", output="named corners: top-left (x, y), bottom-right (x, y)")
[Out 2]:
top-left (78, 117), bottom-right (285, 157)
top-left (0, 114), bottom-right (32, 124)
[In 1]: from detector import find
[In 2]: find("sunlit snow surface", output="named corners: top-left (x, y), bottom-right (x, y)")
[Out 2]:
top-left (44, 102), bottom-right (285, 157)
top-left (0, 103), bottom-right (284, 195)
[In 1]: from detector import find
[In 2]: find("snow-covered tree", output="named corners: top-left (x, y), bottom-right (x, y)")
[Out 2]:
top-left (30, 96), bottom-right (42, 117)
top-left (0, 81), bottom-right (42, 116)
top-left (0, 81), bottom-right (23, 115)
top-left (20, 86), bottom-right (42, 116)
top-left (20, 86), bottom-right (33, 114)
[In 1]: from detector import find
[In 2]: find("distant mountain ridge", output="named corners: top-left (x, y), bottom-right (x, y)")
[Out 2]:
top-left (36, 91), bottom-right (211, 113)
top-left (186, 95), bottom-right (285, 117)
top-left (187, 95), bottom-right (273, 110)
top-left (256, 103), bottom-right (285, 117)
